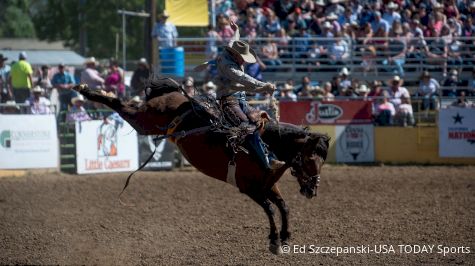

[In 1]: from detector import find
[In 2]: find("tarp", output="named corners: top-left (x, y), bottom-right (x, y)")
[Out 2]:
top-left (165, 0), bottom-right (209, 26)
top-left (0, 50), bottom-right (86, 67)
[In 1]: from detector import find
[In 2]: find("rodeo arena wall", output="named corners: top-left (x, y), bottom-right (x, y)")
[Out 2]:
top-left (0, 103), bottom-right (473, 173)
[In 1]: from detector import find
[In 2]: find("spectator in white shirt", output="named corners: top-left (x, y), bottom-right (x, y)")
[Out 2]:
top-left (25, 86), bottom-right (52, 115)
top-left (386, 75), bottom-right (410, 109)
top-left (417, 71), bottom-right (440, 110)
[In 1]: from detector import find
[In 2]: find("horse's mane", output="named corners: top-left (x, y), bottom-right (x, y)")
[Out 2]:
top-left (264, 122), bottom-right (330, 161)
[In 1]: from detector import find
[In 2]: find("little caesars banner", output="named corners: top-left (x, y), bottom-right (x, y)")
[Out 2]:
top-left (439, 108), bottom-right (475, 157)
top-left (75, 118), bottom-right (138, 174)
top-left (0, 115), bottom-right (59, 169)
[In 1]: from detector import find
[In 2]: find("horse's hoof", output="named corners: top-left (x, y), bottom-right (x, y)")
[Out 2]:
top-left (269, 243), bottom-right (283, 255)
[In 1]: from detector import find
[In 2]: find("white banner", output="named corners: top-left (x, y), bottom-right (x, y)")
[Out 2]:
top-left (0, 115), bottom-right (59, 169)
top-left (439, 108), bottom-right (475, 158)
top-left (75, 117), bottom-right (138, 174)
top-left (335, 125), bottom-right (374, 163)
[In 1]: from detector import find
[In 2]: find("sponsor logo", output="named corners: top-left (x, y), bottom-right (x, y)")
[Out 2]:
top-left (0, 129), bottom-right (50, 149)
top-left (1, 130), bottom-right (11, 148)
top-left (339, 126), bottom-right (370, 160)
top-left (318, 104), bottom-right (343, 120)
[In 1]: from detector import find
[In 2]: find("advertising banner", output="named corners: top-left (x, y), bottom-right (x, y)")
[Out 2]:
top-left (166, 0), bottom-right (209, 26)
top-left (335, 125), bottom-right (374, 163)
top-left (439, 108), bottom-right (475, 158)
top-left (0, 115), bottom-right (59, 169)
top-left (138, 136), bottom-right (176, 170)
top-left (75, 117), bottom-right (138, 174)
top-left (279, 100), bottom-right (372, 125)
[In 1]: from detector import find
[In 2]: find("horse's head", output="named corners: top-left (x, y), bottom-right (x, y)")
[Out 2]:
top-left (290, 134), bottom-right (330, 199)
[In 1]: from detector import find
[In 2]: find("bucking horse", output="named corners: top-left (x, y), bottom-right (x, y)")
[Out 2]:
top-left (72, 77), bottom-right (330, 254)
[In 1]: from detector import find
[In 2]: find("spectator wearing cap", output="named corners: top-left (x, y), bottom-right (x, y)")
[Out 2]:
top-left (386, 75), bottom-right (410, 109)
top-left (356, 84), bottom-right (370, 99)
top-left (277, 79), bottom-right (296, 101)
top-left (371, 11), bottom-right (390, 36)
top-left (26, 86), bottom-right (52, 115)
top-left (382, 2), bottom-right (401, 30)
top-left (52, 63), bottom-right (77, 112)
top-left (66, 94), bottom-right (91, 123)
top-left (442, 69), bottom-right (464, 97)
top-left (417, 70), bottom-right (440, 110)
top-left (326, 12), bottom-right (341, 33)
top-left (152, 10), bottom-right (178, 49)
top-left (80, 57), bottom-right (105, 90)
top-left (0, 54), bottom-right (10, 102)
top-left (8, 51), bottom-right (33, 103)
top-left (338, 67), bottom-right (351, 90)
top-left (130, 58), bottom-right (150, 97)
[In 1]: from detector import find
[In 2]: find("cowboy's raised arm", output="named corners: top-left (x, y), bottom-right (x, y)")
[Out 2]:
top-left (228, 20), bottom-right (240, 47)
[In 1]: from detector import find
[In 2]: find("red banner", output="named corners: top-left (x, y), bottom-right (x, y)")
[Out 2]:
top-left (279, 100), bottom-right (372, 125)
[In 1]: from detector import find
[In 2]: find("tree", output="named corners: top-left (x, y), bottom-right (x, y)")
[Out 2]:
top-left (32, 0), bottom-right (146, 60)
top-left (0, 0), bottom-right (36, 38)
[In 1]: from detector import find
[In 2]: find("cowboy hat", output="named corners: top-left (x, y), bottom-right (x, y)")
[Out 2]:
top-left (225, 41), bottom-right (256, 64)
top-left (0, 54), bottom-right (8, 61)
top-left (131, 96), bottom-right (142, 103)
top-left (339, 67), bottom-right (350, 76)
top-left (84, 57), bottom-right (96, 65)
top-left (138, 58), bottom-right (147, 65)
top-left (356, 84), bottom-right (370, 93)
top-left (387, 2), bottom-right (398, 9)
top-left (19, 51), bottom-right (27, 60)
top-left (315, 0), bottom-right (325, 6)
top-left (326, 13), bottom-right (338, 20)
top-left (158, 10), bottom-right (170, 19)
top-left (282, 83), bottom-right (294, 91)
top-left (323, 21), bottom-right (332, 29)
top-left (388, 75), bottom-right (404, 86)
top-left (420, 70), bottom-right (431, 78)
top-left (32, 86), bottom-right (44, 93)
top-left (433, 2), bottom-right (443, 9)
top-left (71, 94), bottom-right (86, 104)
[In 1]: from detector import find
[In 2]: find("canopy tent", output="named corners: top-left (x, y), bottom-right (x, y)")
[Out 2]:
top-left (0, 50), bottom-right (86, 67)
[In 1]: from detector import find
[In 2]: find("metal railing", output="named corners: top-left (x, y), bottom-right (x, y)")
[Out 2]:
top-left (165, 36), bottom-right (475, 83)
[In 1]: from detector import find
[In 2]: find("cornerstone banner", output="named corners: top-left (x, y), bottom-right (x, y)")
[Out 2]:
top-left (279, 100), bottom-right (372, 125)
top-left (438, 108), bottom-right (475, 158)
top-left (138, 136), bottom-right (176, 170)
top-left (75, 117), bottom-right (138, 174)
top-left (335, 125), bottom-right (374, 163)
top-left (0, 115), bottom-right (59, 169)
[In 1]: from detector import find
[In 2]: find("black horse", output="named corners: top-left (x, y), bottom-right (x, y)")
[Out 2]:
top-left (73, 78), bottom-right (330, 254)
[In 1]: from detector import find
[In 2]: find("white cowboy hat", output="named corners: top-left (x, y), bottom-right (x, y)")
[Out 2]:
top-left (356, 84), bottom-right (370, 93)
top-left (84, 57), bottom-right (96, 65)
top-left (323, 21), bottom-right (332, 29)
top-left (71, 94), bottom-right (86, 104)
top-left (32, 85), bottom-right (44, 93)
top-left (339, 67), bottom-right (350, 76)
top-left (282, 83), bottom-right (294, 91)
top-left (450, 69), bottom-right (458, 76)
top-left (326, 13), bottom-right (338, 20)
top-left (387, 75), bottom-right (404, 86)
top-left (224, 41), bottom-right (256, 64)
top-left (315, 0), bottom-right (325, 6)
top-left (387, 2), bottom-right (398, 9)
top-left (158, 10), bottom-right (170, 19)
top-left (138, 58), bottom-right (147, 64)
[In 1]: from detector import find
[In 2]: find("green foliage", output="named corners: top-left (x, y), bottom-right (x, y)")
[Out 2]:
top-left (32, 0), bottom-right (147, 60)
top-left (0, 0), bottom-right (36, 38)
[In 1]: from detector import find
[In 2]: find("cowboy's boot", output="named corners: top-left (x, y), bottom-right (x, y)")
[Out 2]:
top-left (246, 131), bottom-right (285, 171)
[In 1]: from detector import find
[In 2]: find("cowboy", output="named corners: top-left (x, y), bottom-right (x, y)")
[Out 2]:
top-left (152, 11), bottom-right (178, 49)
top-left (214, 20), bottom-right (284, 171)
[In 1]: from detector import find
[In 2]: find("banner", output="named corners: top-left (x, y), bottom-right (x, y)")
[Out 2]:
top-left (0, 115), bottom-right (59, 169)
top-left (166, 0), bottom-right (209, 26)
top-left (138, 136), bottom-right (176, 170)
top-left (439, 108), bottom-right (475, 158)
top-left (75, 117), bottom-right (138, 174)
top-left (335, 125), bottom-right (374, 163)
top-left (279, 100), bottom-right (372, 125)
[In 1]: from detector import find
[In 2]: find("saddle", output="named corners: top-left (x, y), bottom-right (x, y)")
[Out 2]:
top-left (219, 95), bottom-right (270, 134)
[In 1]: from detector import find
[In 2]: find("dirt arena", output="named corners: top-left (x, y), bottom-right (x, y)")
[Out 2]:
top-left (0, 165), bottom-right (474, 265)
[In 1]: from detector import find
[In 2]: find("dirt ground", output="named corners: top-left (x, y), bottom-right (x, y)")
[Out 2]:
top-left (0, 165), bottom-right (474, 265)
